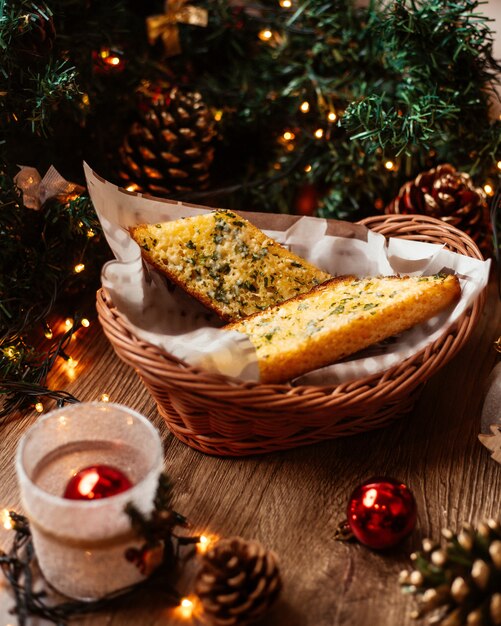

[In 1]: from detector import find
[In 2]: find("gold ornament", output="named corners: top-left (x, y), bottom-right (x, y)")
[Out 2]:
top-left (146, 0), bottom-right (208, 57)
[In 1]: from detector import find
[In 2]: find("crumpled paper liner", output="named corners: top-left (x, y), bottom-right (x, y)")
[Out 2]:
top-left (85, 163), bottom-right (490, 385)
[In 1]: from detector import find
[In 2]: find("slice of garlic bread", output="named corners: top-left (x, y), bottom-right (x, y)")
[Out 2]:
top-left (225, 273), bottom-right (461, 384)
top-left (130, 210), bottom-right (330, 321)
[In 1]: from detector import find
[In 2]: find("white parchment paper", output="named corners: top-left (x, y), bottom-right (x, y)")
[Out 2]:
top-left (85, 163), bottom-right (490, 385)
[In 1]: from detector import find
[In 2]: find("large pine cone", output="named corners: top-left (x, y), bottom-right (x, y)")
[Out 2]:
top-left (386, 164), bottom-right (492, 257)
top-left (399, 519), bottom-right (501, 626)
top-left (118, 83), bottom-right (216, 197)
top-left (195, 537), bottom-right (282, 626)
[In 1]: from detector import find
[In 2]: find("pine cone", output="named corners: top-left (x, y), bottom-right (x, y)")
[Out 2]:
top-left (386, 164), bottom-right (492, 258)
top-left (195, 537), bottom-right (282, 626)
top-left (118, 83), bottom-right (216, 197)
top-left (399, 519), bottom-right (501, 626)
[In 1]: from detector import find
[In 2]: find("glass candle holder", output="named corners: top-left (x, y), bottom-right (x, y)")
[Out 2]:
top-left (15, 402), bottom-right (164, 600)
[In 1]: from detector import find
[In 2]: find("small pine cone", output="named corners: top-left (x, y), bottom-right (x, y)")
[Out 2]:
top-left (118, 82), bottom-right (216, 197)
top-left (400, 519), bottom-right (501, 626)
top-left (195, 537), bottom-right (281, 626)
top-left (386, 164), bottom-right (492, 258)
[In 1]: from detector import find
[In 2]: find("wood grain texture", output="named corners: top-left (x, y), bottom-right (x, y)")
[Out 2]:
top-left (0, 276), bottom-right (500, 626)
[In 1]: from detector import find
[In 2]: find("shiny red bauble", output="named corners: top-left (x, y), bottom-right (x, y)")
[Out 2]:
top-left (63, 464), bottom-right (132, 500)
top-left (346, 477), bottom-right (417, 550)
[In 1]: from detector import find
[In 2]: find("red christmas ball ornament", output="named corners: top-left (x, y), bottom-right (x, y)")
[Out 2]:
top-left (63, 464), bottom-right (132, 500)
top-left (346, 477), bottom-right (417, 550)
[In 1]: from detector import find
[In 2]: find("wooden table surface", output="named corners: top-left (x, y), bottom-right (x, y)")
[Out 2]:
top-left (1, 275), bottom-right (500, 626)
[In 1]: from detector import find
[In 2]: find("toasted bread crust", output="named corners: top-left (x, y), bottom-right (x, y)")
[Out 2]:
top-left (225, 274), bottom-right (461, 383)
top-left (130, 210), bottom-right (330, 322)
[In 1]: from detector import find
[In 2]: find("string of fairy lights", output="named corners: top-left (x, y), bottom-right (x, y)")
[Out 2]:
top-left (0, 505), bottom-right (218, 620)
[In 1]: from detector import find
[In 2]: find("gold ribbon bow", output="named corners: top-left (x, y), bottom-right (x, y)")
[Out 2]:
top-left (146, 0), bottom-right (208, 57)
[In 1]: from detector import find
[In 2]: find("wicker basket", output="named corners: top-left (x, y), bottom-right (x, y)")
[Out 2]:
top-left (96, 214), bottom-right (485, 456)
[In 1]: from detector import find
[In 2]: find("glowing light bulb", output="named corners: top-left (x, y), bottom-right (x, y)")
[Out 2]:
top-left (280, 0), bottom-right (292, 6)
top-left (35, 402), bottom-right (44, 413)
top-left (1, 509), bottom-right (12, 530)
top-left (87, 229), bottom-right (96, 238)
top-left (484, 183), bottom-right (494, 196)
top-left (314, 128), bottom-right (324, 139)
top-left (81, 318), bottom-right (90, 328)
top-left (126, 184), bottom-right (139, 192)
top-left (327, 111), bottom-right (337, 122)
top-left (44, 326), bottom-right (53, 339)
top-left (385, 160), bottom-right (395, 170)
top-left (258, 29), bottom-right (273, 41)
top-left (197, 535), bottom-right (210, 554)
top-left (304, 164), bottom-right (312, 173)
top-left (300, 101), bottom-right (310, 113)
top-left (213, 109), bottom-right (223, 122)
top-left (74, 263), bottom-right (85, 273)
top-left (497, 161), bottom-right (501, 170)
top-left (283, 131), bottom-right (295, 141)
top-left (178, 597), bottom-right (194, 619)
top-left (65, 318), bottom-right (73, 330)
top-left (65, 357), bottom-right (78, 380)
top-left (99, 394), bottom-right (110, 402)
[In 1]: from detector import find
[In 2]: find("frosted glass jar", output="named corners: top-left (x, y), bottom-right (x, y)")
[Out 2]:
top-left (16, 402), bottom-right (163, 600)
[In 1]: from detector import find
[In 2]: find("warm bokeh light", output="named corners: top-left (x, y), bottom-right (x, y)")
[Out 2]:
top-left (213, 109), bottom-right (223, 122)
top-left (304, 164), bottom-right (312, 173)
top-left (87, 229), bottom-right (96, 238)
top-left (100, 49), bottom-right (122, 67)
top-left (74, 263), bottom-right (85, 273)
top-left (497, 161), bottom-right (501, 170)
top-left (300, 101), bottom-right (310, 113)
top-left (258, 29), bottom-right (273, 41)
top-left (283, 130), bottom-right (295, 141)
top-left (65, 318), bottom-right (74, 330)
top-left (35, 402), bottom-right (44, 413)
top-left (1, 509), bottom-right (12, 530)
top-left (384, 160), bottom-right (395, 170)
top-left (81, 318), bottom-right (90, 328)
top-left (483, 183), bottom-right (494, 196)
top-left (314, 128), bottom-right (324, 139)
top-left (3, 346), bottom-right (17, 360)
top-left (280, 0), bottom-right (292, 7)
top-left (99, 394), bottom-right (110, 402)
top-left (327, 111), bottom-right (337, 122)
top-left (44, 326), bottom-right (53, 339)
top-left (177, 597), bottom-right (194, 619)
top-left (126, 184), bottom-right (139, 192)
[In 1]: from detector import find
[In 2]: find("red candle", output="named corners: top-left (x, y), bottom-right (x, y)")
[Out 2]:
top-left (63, 464), bottom-right (132, 500)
